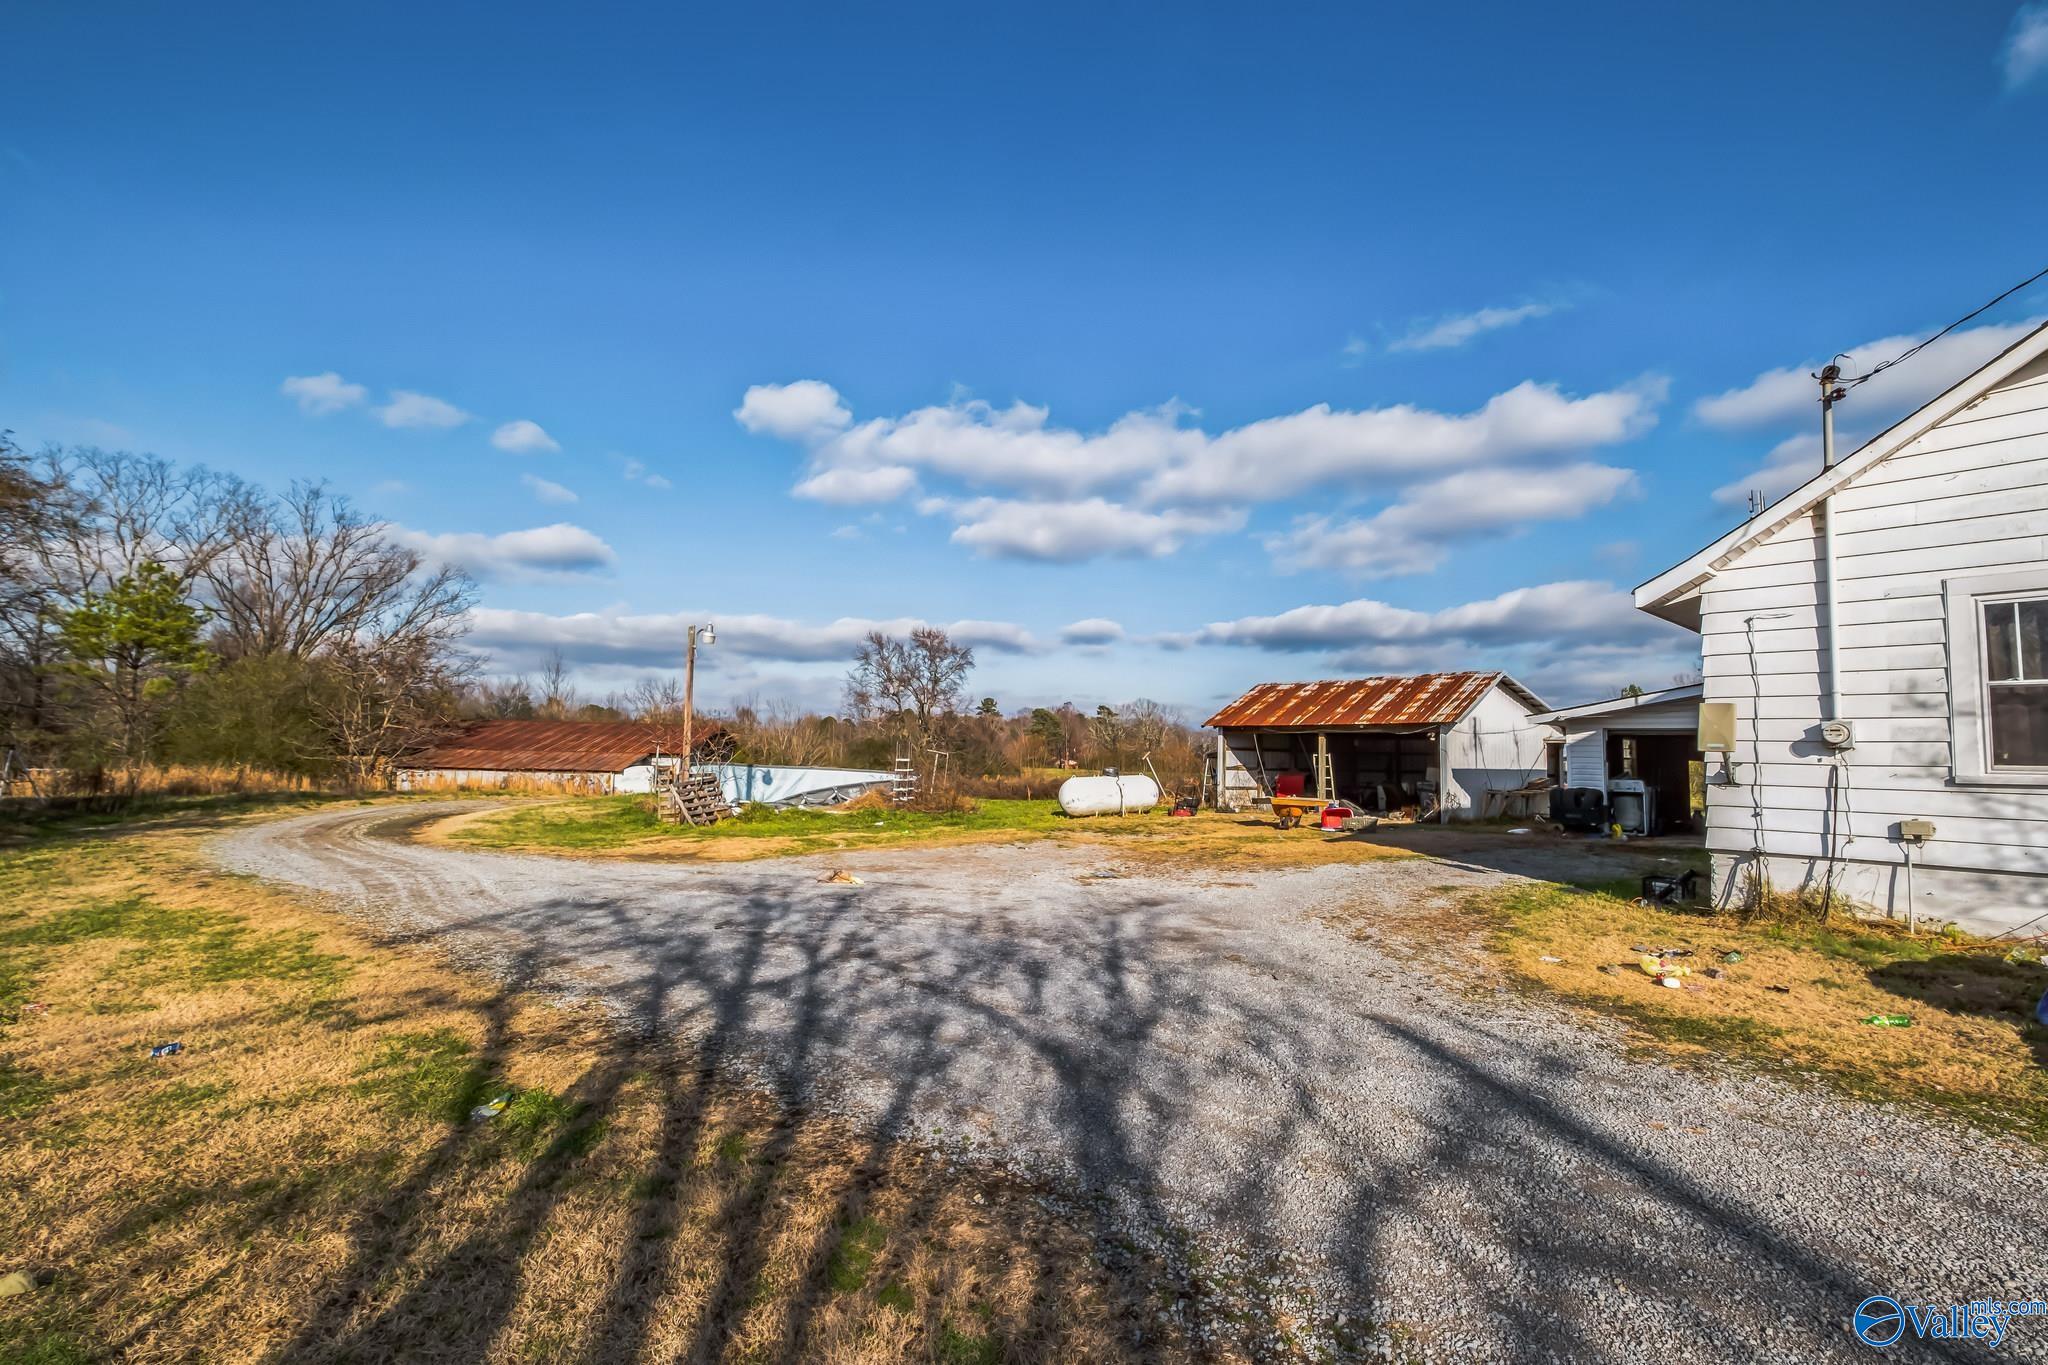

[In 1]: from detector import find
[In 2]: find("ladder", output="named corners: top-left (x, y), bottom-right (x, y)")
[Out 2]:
top-left (658, 771), bottom-right (732, 826)
top-left (890, 755), bottom-right (918, 805)
top-left (1312, 741), bottom-right (1336, 803)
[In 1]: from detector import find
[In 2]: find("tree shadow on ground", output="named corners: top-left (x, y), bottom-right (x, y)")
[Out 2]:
top-left (204, 810), bottom-right (2032, 1364)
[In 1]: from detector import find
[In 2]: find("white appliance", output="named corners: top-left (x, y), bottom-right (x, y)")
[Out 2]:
top-left (1607, 777), bottom-right (1653, 836)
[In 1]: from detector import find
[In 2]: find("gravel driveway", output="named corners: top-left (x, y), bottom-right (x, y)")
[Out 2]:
top-left (216, 805), bottom-right (2047, 1364)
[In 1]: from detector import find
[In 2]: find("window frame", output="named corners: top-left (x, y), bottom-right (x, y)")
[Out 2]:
top-left (1945, 569), bottom-right (2048, 785)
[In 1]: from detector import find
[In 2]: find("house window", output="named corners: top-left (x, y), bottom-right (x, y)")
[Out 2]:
top-left (1982, 597), bottom-right (2048, 768)
top-left (1944, 570), bottom-right (2048, 784)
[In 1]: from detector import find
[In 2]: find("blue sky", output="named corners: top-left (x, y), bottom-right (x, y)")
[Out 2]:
top-left (7, 2), bottom-right (2048, 714)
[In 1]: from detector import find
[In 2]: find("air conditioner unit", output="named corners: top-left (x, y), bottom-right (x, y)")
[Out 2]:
top-left (1607, 777), bottom-right (1654, 836)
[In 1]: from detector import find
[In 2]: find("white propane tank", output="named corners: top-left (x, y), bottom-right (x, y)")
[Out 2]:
top-left (1056, 773), bottom-right (1161, 817)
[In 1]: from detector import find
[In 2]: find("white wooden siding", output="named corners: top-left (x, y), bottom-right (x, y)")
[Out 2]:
top-left (1443, 684), bottom-right (1549, 812)
top-left (1696, 354), bottom-right (2048, 890)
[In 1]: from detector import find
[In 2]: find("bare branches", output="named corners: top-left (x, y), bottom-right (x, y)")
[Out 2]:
top-left (845, 627), bottom-right (975, 750)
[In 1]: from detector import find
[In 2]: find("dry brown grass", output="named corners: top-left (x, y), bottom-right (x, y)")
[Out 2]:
top-left (1477, 881), bottom-right (2048, 1139)
top-left (0, 816), bottom-right (1199, 1363)
top-left (4, 764), bottom-right (330, 798)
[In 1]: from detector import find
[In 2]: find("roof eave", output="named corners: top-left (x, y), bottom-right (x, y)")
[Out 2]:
top-left (1634, 317), bottom-right (2048, 619)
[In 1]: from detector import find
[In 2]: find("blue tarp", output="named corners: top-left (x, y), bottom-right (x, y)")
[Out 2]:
top-left (710, 763), bottom-right (894, 809)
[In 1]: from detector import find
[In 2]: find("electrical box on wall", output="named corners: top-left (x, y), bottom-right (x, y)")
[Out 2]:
top-left (1898, 818), bottom-right (1936, 842)
top-left (1819, 720), bottom-right (1856, 750)
top-left (1697, 703), bottom-right (1737, 753)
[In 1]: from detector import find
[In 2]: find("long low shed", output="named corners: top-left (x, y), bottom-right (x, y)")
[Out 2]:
top-left (1205, 671), bottom-right (1551, 821)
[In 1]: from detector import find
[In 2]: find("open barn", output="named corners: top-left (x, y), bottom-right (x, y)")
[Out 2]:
top-left (1205, 671), bottom-right (1552, 822)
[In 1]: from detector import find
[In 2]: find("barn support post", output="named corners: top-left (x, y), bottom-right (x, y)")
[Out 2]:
top-left (1436, 725), bottom-right (1449, 825)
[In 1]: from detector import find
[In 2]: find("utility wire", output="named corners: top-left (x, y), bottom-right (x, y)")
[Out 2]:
top-left (1836, 261), bottom-right (2048, 390)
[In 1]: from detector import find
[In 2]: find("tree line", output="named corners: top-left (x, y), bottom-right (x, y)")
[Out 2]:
top-left (0, 438), bottom-right (1207, 796)
top-left (1, 438), bottom-right (474, 790)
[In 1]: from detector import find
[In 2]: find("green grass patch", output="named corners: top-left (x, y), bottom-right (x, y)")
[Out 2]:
top-left (0, 1059), bottom-right (57, 1120)
top-left (130, 1080), bottom-right (233, 1125)
top-left (713, 1130), bottom-right (749, 1164)
top-left (0, 895), bottom-right (349, 993)
top-left (937, 1322), bottom-right (1002, 1365)
top-left (449, 795), bottom-right (1152, 859)
top-left (876, 1279), bottom-right (915, 1314)
top-left (825, 1215), bottom-right (887, 1292)
top-left (353, 1029), bottom-right (495, 1123)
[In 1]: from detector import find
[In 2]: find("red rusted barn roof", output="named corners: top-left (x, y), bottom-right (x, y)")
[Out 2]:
top-left (408, 719), bottom-right (721, 773)
top-left (1203, 672), bottom-right (1544, 730)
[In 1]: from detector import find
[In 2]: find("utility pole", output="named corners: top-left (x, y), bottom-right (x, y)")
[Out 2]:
top-left (1817, 363), bottom-right (1846, 721)
top-left (682, 623), bottom-right (715, 782)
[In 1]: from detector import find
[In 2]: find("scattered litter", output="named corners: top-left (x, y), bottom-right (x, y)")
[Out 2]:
top-left (1636, 949), bottom-right (1693, 987)
top-left (149, 1041), bottom-right (183, 1059)
top-left (1659, 977), bottom-right (1684, 990)
top-left (22, 1002), bottom-right (46, 1014)
top-left (1766, 984), bottom-right (1791, 994)
top-left (819, 869), bottom-right (864, 885)
top-left (1538, 955), bottom-right (1564, 964)
top-left (470, 1093), bottom-right (511, 1121)
top-left (1598, 964), bottom-right (1621, 976)
top-left (0, 1271), bottom-right (34, 1298)
top-left (1507, 827), bottom-right (1532, 835)
top-left (1704, 968), bottom-right (1726, 981)
top-left (1719, 951), bottom-right (1744, 965)
top-left (1862, 1014), bottom-right (1913, 1029)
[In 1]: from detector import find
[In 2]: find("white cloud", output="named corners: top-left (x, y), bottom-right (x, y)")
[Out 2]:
top-left (281, 371), bottom-right (366, 416)
top-left (2004, 4), bottom-right (2048, 88)
top-left (1692, 318), bottom-right (2039, 431)
top-left (1694, 316), bottom-right (2043, 509)
top-left (1386, 301), bottom-right (1558, 353)
top-left (616, 457), bottom-right (673, 491)
top-left (1199, 580), bottom-right (1671, 654)
top-left (519, 473), bottom-right (578, 505)
top-left (376, 390), bottom-right (473, 430)
top-left (392, 522), bottom-right (615, 579)
top-left (466, 607), bottom-right (1041, 668)
top-left (492, 419), bottom-right (560, 454)
top-left (925, 496), bottom-right (1245, 562)
top-left (1274, 462), bottom-right (1638, 578)
top-left (735, 380), bottom-right (853, 441)
top-left (795, 464), bottom-right (920, 504)
top-left (1061, 618), bottom-right (1126, 645)
top-left (753, 378), bottom-right (1661, 510)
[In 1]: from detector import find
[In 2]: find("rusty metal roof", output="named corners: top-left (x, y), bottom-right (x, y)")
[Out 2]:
top-left (409, 719), bottom-right (720, 773)
top-left (1203, 672), bottom-right (1544, 730)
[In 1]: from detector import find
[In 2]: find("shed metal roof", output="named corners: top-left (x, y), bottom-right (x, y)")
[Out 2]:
top-left (409, 718), bottom-right (717, 773)
top-left (1204, 671), bottom-right (1542, 730)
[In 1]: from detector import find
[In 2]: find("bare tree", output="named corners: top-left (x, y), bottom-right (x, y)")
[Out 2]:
top-left (844, 626), bottom-right (974, 750)
top-left (201, 482), bottom-right (425, 660)
top-left (537, 649), bottom-right (577, 719)
top-left (314, 633), bottom-right (472, 786)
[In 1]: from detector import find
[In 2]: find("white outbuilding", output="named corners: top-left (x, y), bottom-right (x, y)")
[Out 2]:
top-left (1205, 671), bottom-right (1552, 821)
top-left (1636, 319), bottom-right (2048, 936)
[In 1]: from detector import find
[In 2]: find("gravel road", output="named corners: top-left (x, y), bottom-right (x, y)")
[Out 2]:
top-left (215, 805), bottom-right (2048, 1364)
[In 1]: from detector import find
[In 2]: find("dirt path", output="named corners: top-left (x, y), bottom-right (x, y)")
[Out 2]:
top-left (216, 804), bottom-right (2047, 1364)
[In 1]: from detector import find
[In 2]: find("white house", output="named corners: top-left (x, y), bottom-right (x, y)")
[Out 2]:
top-left (1205, 671), bottom-right (1552, 820)
top-left (1636, 320), bottom-right (2048, 936)
top-left (1530, 682), bottom-right (1704, 836)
